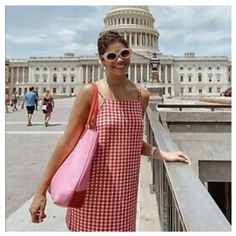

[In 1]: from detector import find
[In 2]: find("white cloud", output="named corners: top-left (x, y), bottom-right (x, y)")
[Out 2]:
top-left (6, 33), bottom-right (47, 44)
top-left (56, 29), bottom-right (77, 41)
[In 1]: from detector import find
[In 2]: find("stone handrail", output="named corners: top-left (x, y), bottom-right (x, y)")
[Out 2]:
top-left (146, 107), bottom-right (231, 231)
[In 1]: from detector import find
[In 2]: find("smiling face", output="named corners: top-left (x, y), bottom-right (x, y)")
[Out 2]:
top-left (101, 42), bottom-right (131, 78)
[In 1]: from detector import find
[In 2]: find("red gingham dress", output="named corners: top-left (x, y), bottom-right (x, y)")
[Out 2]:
top-left (66, 90), bottom-right (143, 231)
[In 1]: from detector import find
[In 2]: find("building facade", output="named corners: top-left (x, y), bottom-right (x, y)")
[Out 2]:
top-left (5, 6), bottom-right (231, 98)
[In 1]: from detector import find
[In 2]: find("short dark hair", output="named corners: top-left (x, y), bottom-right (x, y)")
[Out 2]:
top-left (29, 86), bottom-right (34, 91)
top-left (97, 30), bottom-right (129, 57)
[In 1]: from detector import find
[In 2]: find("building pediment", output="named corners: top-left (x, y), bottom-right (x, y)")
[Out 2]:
top-left (131, 51), bottom-right (150, 62)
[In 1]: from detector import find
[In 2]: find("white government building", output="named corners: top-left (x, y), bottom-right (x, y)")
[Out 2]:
top-left (5, 6), bottom-right (231, 98)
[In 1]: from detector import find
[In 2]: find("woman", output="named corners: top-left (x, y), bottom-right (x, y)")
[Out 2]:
top-left (29, 31), bottom-right (190, 231)
top-left (41, 90), bottom-right (54, 127)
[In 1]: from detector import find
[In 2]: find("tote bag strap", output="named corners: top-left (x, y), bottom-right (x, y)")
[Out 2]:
top-left (85, 83), bottom-right (98, 129)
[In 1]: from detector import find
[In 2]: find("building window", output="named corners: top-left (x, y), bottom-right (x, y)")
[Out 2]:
top-left (198, 67), bottom-right (202, 70)
top-left (53, 74), bottom-right (57, 82)
top-left (181, 87), bottom-right (184, 94)
top-left (53, 67), bottom-right (57, 71)
top-left (43, 74), bottom-right (47, 83)
top-left (63, 68), bottom-right (67, 71)
top-left (217, 87), bottom-right (221, 93)
top-left (63, 87), bottom-right (66, 93)
top-left (209, 76), bottom-right (212, 82)
top-left (209, 87), bottom-right (212, 93)
top-left (132, 18), bottom-right (134, 24)
top-left (127, 18), bottom-right (129, 24)
top-left (180, 75), bottom-right (184, 82)
top-left (188, 67), bottom-right (192, 70)
top-left (188, 75), bottom-right (192, 82)
top-left (71, 76), bottom-right (74, 83)
top-left (71, 68), bottom-right (75, 71)
top-left (217, 66), bottom-right (220, 70)
top-left (43, 88), bottom-right (46, 93)
top-left (198, 73), bottom-right (202, 82)
top-left (36, 67), bottom-right (39, 71)
top-left (180, 67), bottom-right (183, 70)
top-left (71, 87), bottom-right (74, 94)
top-left (136, 18), bottom-right (138, 24)
top-left (208, 66), bottom-right (212, 70)
top-left (198, 88), bottom-right (202, 94)
top-left (63, 76), bottom-right (66, 83)
top-left (123, 18), bottom-right (125, 24)
top-left (53, 88), bottom-right (56, 94)
top-left (188, 87), bottom-right (192, 93)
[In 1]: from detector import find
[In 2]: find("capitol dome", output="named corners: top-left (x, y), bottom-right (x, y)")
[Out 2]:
top-left (102, 6), bottom-right (160, 56)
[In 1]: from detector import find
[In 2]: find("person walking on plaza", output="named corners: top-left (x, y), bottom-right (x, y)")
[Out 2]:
top-left (5, 92), bottom-right (10, 113)
top-left (29, 31), bottom-right (190, 231)
top-left (34, 88), bottom-right (39, 110)
top-left (11, 92), bottom-right (18, 111)
top-left (41, 89), bottom-right (54, 127)
top-left (22, 86), bottom-right (37, 126)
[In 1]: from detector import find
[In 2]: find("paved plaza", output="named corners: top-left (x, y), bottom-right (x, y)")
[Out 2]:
top-left (5, 97), bottom-right (160, 231)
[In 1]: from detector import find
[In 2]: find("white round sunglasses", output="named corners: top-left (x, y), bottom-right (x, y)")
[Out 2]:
top-left (102, 48), bottom-right (131, 61)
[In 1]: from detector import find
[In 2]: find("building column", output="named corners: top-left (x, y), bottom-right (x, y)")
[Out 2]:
top-left (22, 67), bottom-right (25, 85)
top-left (165, 65), bottom-right (168, 84)
top-left (85, 65), bottom-right (89, 84)
top-left (159, 64), bottom-right (161, 83)
top-left (92, 65), bottom-right (95, 82)
top-left (141, 64), bottom-right (143, 83)
top-left (129, 33), bottom-right (132, 46)
top-left (134, 64), bottom-right (137, 83)
top-left (28, 67), bottom-right (32, 84)
top-left (124, 32), bottom-right (127, 41)
top-left (171, 65), bottom-right (174, 84)
top-left (147, 64), bottom-right (150, 81)
top-left (128, 66), bottom-right (131, 79)
top-left (146, 33), bottom-right (148, 47)
top-left (80, 66), bottom-right (84, 83)
top-left (135, 33), bottom-right (137, 46)
top-left (16, 67), bottom-right (19, 84)
top-left (11, 67), bottom-right (14, 84)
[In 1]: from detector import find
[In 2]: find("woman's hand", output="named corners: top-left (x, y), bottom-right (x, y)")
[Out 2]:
top-left (29, 194), bottom-right (47, 223)
top-left (160, 150), bottom-right (191, 164)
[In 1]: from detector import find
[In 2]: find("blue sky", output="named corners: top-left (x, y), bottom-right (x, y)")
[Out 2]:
top-left (5, 5), bottom-right (231, 58)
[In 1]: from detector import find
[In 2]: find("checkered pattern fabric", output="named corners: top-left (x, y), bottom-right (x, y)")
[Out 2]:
top-left (66, 97), bottom-right (143, 231)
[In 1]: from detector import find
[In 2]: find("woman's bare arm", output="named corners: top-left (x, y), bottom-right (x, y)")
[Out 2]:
top-left (34, 84), bottom-right (94, 196)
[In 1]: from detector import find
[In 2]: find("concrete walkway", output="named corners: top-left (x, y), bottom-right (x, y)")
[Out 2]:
top-left (5, 98), bottom-right (160, 231)
top-left (6, 157), bottom-right (160, 231)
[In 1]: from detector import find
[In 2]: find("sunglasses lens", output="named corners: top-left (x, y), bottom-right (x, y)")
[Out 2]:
top-left (120, 49), bottom-right (130, 58)
top-left (106, 53), bottom-right (117, 60)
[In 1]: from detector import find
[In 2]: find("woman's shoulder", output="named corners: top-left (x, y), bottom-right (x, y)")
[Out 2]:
top-left (74, 83), bottom-right (94, 106)
top-left (130, 81), bottom-right (150, 100)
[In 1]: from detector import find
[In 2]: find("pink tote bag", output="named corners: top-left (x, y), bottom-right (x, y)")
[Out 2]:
top-left (49, 84), bottom-right (98, 208)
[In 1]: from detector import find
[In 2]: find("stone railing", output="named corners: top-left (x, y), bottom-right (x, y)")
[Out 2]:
top-left (145, 107), bottom-right (231, 231)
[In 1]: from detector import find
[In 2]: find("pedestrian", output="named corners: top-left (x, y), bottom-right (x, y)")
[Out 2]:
top-left (29, 30), bottom-right (190, 231)
top-left (22, 86), bottom-right (37, 126)
top-left (41, 89), bottom-right (54, 127)
top-left (5, 92), bottom-right (10, 113)
top-left (11, 92), bottom-right (18, 111)
top-left (34, 89), bottom-right (39, 110)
